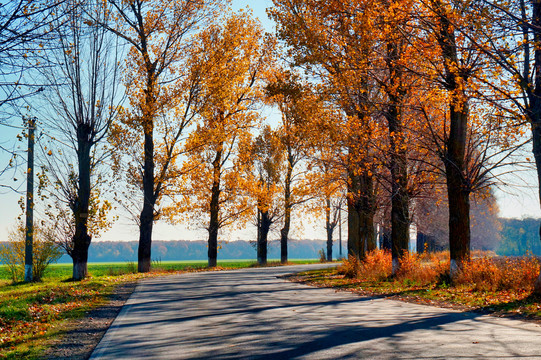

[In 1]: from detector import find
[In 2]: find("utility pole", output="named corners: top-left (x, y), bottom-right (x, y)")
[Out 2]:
top-left (24, 117), bottom-right (36, 282)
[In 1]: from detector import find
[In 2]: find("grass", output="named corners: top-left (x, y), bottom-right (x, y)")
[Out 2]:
top-left (291, 250), bottom-right (541, 320)
top-left (0, 258), bottom-right (319, 359)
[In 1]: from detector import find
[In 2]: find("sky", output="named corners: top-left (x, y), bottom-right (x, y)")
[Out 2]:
top-left (0, 0), bottom-right (540, 243)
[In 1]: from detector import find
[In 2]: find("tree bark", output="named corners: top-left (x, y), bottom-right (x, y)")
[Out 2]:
top-left (360, 171), bottom-right (376, 254)
top-left (280, 150), bottom-right (293, 264)
top-left (208, 146), bottom-right (223, 268)
top-left (347, 168), bottom-right (375, 260)
top-left (71, 123), bottom-right (93, 280)
top-left (138, 122), bottom-right (155, 273)
top-left (387, 104), bottom-right (410, 274)
top-left (433, 0), bottom-right (472, 277)
top-left (445, 85), bottom-right (471, 278)
top-left (258, 210), bottom-right (271, 265)
top-left (385, 37), bottom-right (410, 275)
top-left (325, 197), bottom-right (333, 262)
top-left (529, 0), bottom-right (541, 294)
top-left (347, 193), bottom-right (362, 260)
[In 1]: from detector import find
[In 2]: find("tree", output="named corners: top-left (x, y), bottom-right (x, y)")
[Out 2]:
top-left (266, 70), bottom-right (317, 263)
top-left (0, 0), bottom-right (64, 113)
top-left (246, 126), bottom-right (284, 265)
top-left (473, 0), bottom-right (541, 292)
top-left (412, 0), bottom-right (527, 276)
top-left (172, 11), bottom-right (275, 267)
top-left (0, 0), bottom-right (65, 189)
top-left (105, 0), bottom-right (222, 272)
top-left (269, 0), bottom-right (383, 262)
top-left (301, 98), bottom-right (346, 262)
top-left (36, 0), bottom-right (122, 280)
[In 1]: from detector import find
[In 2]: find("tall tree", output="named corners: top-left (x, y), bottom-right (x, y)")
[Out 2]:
top-left (246, 126), bottom-right (284, 265)
top-left (172, 11), bottom-right (275, 267)
top-left (269, 0), bottom-right (381, 261)
top-left (36, 0), bottom-right (122, 280)
top-left (266, 70), bottom-right (316, 263)
top-left (0, 0), bottom-right (64, 113)
top-left (0, 0), bottom-right (64, 189)
top-left (105, 0), bottom-right (222, 272)
top-left (413, 0), bottom-right (524, 276)
top-left (473, 0), bottom-right (541, 292)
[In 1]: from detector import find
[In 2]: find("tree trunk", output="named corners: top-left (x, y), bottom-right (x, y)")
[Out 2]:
top-left (360, 172), bottom-right (376, 254)
top-left (445, 88), bottom-right (471, 277)
top-left (347, 169), bottom-right (375, 260)
top-left (385, 35), bottom-right (410, 275)
top-left (529, 0), bottom-right (541, 294)
top-left (72, 243), bottom-right (90, 280)
top-left (258, 210), bottom-right (271, 265)
top-left (433, 2), bottom-right (471, 278)
top-left (325, 197), bottom-right (333, 262)
top-left (347, 194), bottom-right (361, 260)
top-left (138, 124), bottom-right (155, 273)
top-left (387, 103), bottom-right (410, 275)
top-left (72, 123), bottom-right (93, 280)
top-left (280, 150), bottom-right (293, 264)
top-left (208, 146), bottom-right (223, 268)
top-left (444, 95), bottom-right (471, 278)
top-left (533, 121), bottom-right (541, 292)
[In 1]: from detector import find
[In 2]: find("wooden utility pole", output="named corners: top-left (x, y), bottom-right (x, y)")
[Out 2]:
top-left (24, 117), bottom-right (36, 282)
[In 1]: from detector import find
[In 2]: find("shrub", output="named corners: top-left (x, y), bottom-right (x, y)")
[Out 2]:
top-left (360, 249), bottom-right (392, 281)
top-left (0, 223), bottom-right (63, 283)
top-left (456, 256), bottom-right (540, 291)
top-left (337, 255), bottom-right (361, 278)
top-left (318, 249), bottom-right (327, 263)
top-left (395, 251), bottom-right (448, 286)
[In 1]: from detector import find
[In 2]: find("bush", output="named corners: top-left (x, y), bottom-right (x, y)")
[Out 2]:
top-left (0, 224), bottom-right (63, 283)
top-left (395, 251), bottom-right (448, 286)
top-left (360, 249), bottom-right (392, 281)
top-left (337, 255), bottom-right (361, 278)
top-left (456, 256), bottom-right (540, 291)
top-left (318, 249), bottom-right (327, 263)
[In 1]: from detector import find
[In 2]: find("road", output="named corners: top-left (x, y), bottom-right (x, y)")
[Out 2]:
top-left (90, 264), bottom-right (541, 359)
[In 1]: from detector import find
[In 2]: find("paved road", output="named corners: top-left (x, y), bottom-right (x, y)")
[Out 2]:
top-left (90, 264), bottom-right (541, 359)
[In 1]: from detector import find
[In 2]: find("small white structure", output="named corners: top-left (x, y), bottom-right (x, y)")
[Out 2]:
top-left (409, 223), bottom-right (417, 253)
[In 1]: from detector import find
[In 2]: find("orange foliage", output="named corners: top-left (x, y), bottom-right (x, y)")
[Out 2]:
top-left (395, 252), bottom-right (449, 286)
top-left (457, 257), bottom-right (540, 292)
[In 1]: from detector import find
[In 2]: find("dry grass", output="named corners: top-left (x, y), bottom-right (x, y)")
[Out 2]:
top-left (456, 256), bottom-right (540, 291)
top-left (338, 250), bottom-right (540, 292)
top-left (308, 250), bottom-right (541, 319)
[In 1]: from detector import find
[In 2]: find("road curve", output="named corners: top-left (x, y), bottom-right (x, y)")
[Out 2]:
top-left (90, 264), bottom-right (541, 359)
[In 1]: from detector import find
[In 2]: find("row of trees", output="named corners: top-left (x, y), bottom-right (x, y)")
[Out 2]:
top-left (1, 0), bottom-right (540, 290)
top-left (269, 0), bottom-right (538, 284)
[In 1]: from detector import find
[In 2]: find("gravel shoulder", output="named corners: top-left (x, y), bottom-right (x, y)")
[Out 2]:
top-left (42, 281), bottom-right (137, 360)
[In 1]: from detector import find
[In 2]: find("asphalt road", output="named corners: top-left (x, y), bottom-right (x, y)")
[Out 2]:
top-left (90, 264), bottom-right (541, 359)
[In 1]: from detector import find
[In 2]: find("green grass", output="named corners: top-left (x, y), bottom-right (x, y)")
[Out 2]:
top-left (0, 259), bottom-right (320, 282)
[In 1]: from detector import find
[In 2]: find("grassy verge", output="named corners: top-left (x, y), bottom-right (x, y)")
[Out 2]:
top-left (0, 258), bottom-right (318, 359)
top-left (290, 251), bottom-right (541, 321)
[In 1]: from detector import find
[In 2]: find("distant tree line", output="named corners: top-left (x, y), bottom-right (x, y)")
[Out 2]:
top-left (498, 218), bottom-right (541, 257)
top-left (28, 239), bottom-right (344, 263)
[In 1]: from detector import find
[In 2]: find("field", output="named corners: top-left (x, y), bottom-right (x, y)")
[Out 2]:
top-left (0, 259), bottom-right (319, 359)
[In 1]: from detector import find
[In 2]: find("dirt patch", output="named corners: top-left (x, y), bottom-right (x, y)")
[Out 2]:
top-left (42, 281), bottom-right (137, 360)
